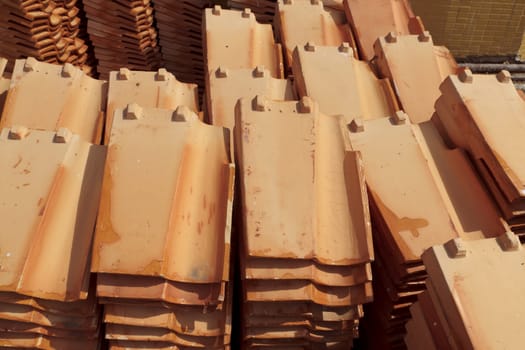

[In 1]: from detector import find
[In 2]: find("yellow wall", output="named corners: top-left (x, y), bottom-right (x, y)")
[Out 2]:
top-left (410, 0), bottom-right (525, 58)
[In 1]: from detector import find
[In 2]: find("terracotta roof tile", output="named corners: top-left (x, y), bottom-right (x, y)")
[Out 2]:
top-left (0, 332), bottom-right (101, 350)
top-left (292, 44), bottom-right (398, 122)
top-left (275, 0), bottom-right (356, 69)
top-left (0, 128), bottom-right (105, 301)
top-left (203, 7), bottom-right (284, 78)
top-left (0, 58), bottom-right (105, 143)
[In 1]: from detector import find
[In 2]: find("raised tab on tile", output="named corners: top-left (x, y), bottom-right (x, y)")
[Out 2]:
top-left (253, 95), bottom-right (268, 112)
top-left (253, 66), bottom-right (266, 78)
top-left (216, 67), bottom-right (229, 78)
top-left (212, 5), bottom-right (222, 15)
top-left (117, 68), bottom-right (131, 81)
top-left (497, 70), bottom-right (512, 84)
top-left (125, 103), bottom-right (143, 120)
top-left (348, 118), bottom-right (364, 133)
top-left (338, 42), bottom-right (352, 54)
top-left (444, 238), bottom-right (467, 258)
top-left (305, 42), bottom-right (316, 52)
top-left (392, 111), bottom-right (407, 125)
top-left (61, 63), bottom-right (74, 78)
top-left (173, 106), bottom-right (197, 122)
top-left (242, 8), bottom-right (252, 18)
top-left (385, 32), bottom-right (398, 43)
top-left (54, 128), bottom-right (73, 143)
top-left (298, 96), bottom-right (313, 113)
top-left (24, 58), bottom-right (38, 72)
top-left (458, 68), bottom-right (473, 83)
top-left (155, 68), bottom-right (168, 81)
top-left (418, 31), bottom-right (431, 42)
top-left (496, 231), bottom-right (521, 252)
top-left (8, 126), bottom-right (29, 140)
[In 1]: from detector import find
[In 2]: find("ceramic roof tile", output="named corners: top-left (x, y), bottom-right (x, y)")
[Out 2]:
top-left (275, 0), bottom-right (356, 69)
top-left (0, 319), bottom-right (99, 339)
top-left (244, 327), bottom-right (354, 342)
top-left (0, 128), bottom-right (105, 301)
top-left (245, 302), bottom-right (363, 322)
top-left (342, 0), bottom-right (417, 60)
top-left (0, 58), bottom-right (105, 143)
top-left (92, 105), bottom-right (233, 286)
top-left (374, 33), bottom-right (458, 124)
top-left (96, 274), bottom-right (226, 306)
top-left (243, 258), bottom-right (371, 287)
top-left (108, 340), bottom-right (229, 350)
top-left (421, 234), bottom-right (525, 349)
top-left (0, 301), bottom-right (99, 330)
top-left (203, 7), bottom-right (284, 78)
top-left (435, 70), bottom-right (525, 217)
top-left (105, 324), bottom-right (228, 348)
top-left (0, 58), bottom-right (10, 113)
top-left (105, 68), bottom-right (199, 144)
top-left (244, 279), bottom-right (372, 306)
top-left (347, 116), bottom-right (459, 264)
top-left (0, 332), bottom-right (100, 350)
top-left (206, 66), bottom-right (296, 129)
top-left (104, 303), bottom-right (227, 337)
top-left (235, 97), bottom-right (372, 265)
top-left (292, 44), bottom-right (398, 123)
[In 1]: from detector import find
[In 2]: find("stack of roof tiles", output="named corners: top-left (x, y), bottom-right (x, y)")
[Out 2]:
top-left (203, 4), bottom-right (375, 348)
top-left (0, 0), bottom-right (93, 73)
top-left (405, 233), bottom-right (525, 349)
top-left (152, 0), bottom-right (213, 88)
top-left (0, 57), bottom-right (106, 349)
top-left (90, 67), bottom-right (234, 350)
top-left (82, 0), bottom-right (162, 79)
top-left (434, 68), bottom-right (525, 241)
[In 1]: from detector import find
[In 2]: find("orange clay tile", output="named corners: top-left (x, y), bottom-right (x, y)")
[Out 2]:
top-left (203, 6), bottom-right (284, 78)
top-left (435, 70), bottom-right (525, 209)
top-left (421, 234), bottom-right (525, 350)
top-left (412, 122), bottom-right (507, 240)
top-left (405, 302), bottom-right (437, 350)
top-left (245, 316), bottom-right (358, 331)
top-left (346, 116), bottom-right (459, 264)
top-left (292, 44), bottom-right (397, 123)
top-left (235, 97), bottom-right (372, 265)
top-left (0, 128), bottom-right (105, 301)
top-left (275, 0), bottom-right (356, 69)
top-left (105, 68), bottom-right (199, 144)
top-left (374, 33), bottom-right (458, 124)
top-left (0, 332), bottom-right (100, 350)
top-left (95, 275), bottom-right (226, 306)
top-left (0, 302), bottom-right (99, 330)
top-left (104, 303), bottom-right (227, 337)
top-left (91, 104), bottom-right (234, 285)
top-left (0, 58), bottom-right (105, 143)
top-left (342, 0), bottom-right (418, 61)
top-left (244, 327), bottom-right (354, 342)
top-left (244, 279), bottom-right (372, 306)
top-left (206, 66), bottom-right (296, 130)
top-left (108, 340), bottom-right (229, 349)
top-left (0, 58), bottom-right (9, 113)
top-left (105, 324), bottom-right (227, 348)
top-left (0, 319), bottom-right (99, 339)
top-left (245, 302), bottom-right (363, 322)
top-left (243, 258), bottom-right (371, 287)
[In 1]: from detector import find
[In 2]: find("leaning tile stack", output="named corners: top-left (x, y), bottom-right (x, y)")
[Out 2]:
top-left (0, 58), bottom-right (106, 349)
top-left (235, 96), bottom-right (374, 349)
top-left (405, 233), bottom-right (525, 349)
top-left (0, 0), bottom-right (93, 73)
top-left (90, 67), bottom-right (234, 350)
top-left (152, 0), bottom-right (213, 88)
top-left (274, 0), bottom-right (356, 71)
top-left (434, 68), bottom-right (525, 240)
top-left (83, 0), bottom-right (162, 78)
